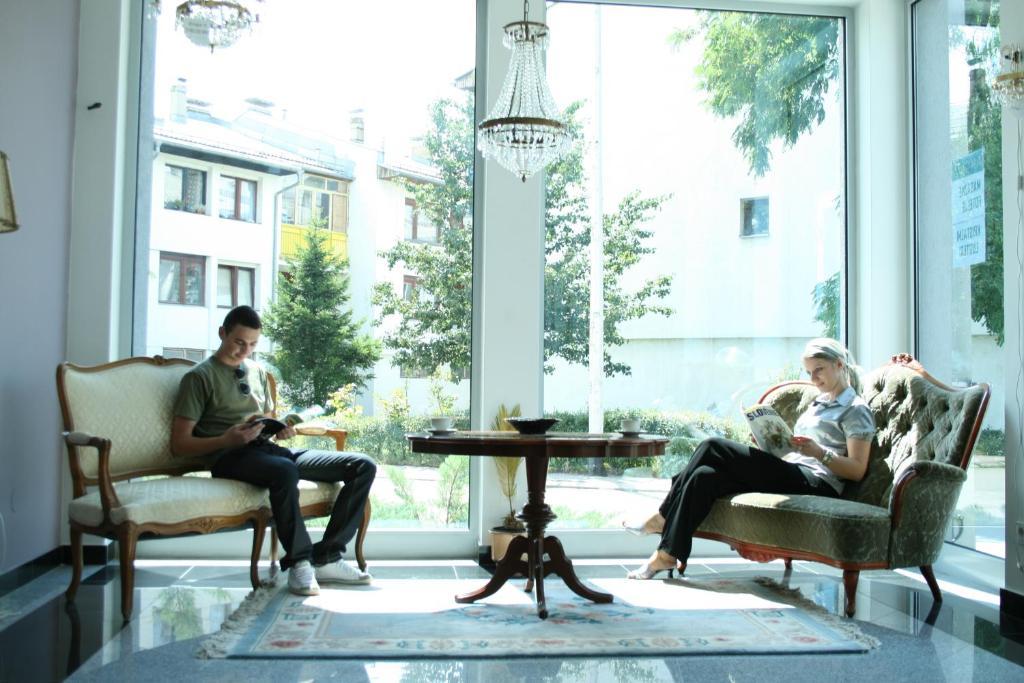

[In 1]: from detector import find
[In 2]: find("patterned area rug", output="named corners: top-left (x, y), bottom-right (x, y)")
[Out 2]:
top-left (198, 575), bottom-right (878, 659)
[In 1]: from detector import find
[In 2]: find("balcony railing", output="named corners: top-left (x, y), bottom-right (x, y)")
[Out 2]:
top-left (280, 223), bottom-right (348, 261)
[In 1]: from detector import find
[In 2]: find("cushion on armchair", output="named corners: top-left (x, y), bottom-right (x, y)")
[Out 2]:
top-left (702, 493), bottom-right (891, 564)
top-left (68, 476), bottom-right (341, 527)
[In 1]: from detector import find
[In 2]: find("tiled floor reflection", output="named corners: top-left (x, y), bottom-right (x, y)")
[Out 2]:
top-left (1, 552), bottom-right (1023, 682)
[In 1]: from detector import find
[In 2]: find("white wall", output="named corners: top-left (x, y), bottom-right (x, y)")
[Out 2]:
top-left (0, 0), bottom-right (80, 572)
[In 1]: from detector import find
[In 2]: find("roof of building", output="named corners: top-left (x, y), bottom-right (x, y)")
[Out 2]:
top-left (154, 109), bottom-right (355, 180)
top-left (154, 100), bottom-right (448, 186)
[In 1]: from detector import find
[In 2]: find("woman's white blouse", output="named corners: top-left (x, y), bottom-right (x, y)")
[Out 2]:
top-left (782, 386), bottom-right (876, 493)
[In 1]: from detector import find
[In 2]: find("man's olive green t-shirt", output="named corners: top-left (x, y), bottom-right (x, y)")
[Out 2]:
top-left (173, 357), bottom-right (273, 460)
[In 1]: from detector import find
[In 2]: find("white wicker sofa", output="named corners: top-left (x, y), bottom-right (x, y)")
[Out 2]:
top-left (57, 356), bottom-right (367, 621)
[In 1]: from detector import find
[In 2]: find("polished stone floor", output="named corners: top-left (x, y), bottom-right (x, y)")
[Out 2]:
top-left (1, 546), bottom-right (1023, 682)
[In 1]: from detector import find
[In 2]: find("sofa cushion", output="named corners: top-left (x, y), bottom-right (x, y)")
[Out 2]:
top-left (69, 476), bottom-right (340, 527)
top-left (697, 492), bottom-right (891, 564)
top-left (61, 360), bottom-right (192, 480)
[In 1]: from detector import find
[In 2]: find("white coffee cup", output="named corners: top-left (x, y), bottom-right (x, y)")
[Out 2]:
top-left (430, 416), bottom-right (454, 431)
top-left (620, 417), bottom-right (641, 433)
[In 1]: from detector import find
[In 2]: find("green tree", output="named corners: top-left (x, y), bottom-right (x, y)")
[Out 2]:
top-left (670, 14), bottom-right (841, 177)
top-left (373, 95), bottom-right (674, 378)
top-left (965, 38), bottom-right (1003, 344)
top-left (545, 102), bottom-right (673, 375)
top-left (372, 97), bottom-right (474, 376)
top-left (812, 271), bottom-right (840, 339)
top-left (264, 225), bottom-right (380, 407)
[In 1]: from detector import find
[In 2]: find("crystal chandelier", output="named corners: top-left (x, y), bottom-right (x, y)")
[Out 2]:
top-left (993, 44), bottom-right (1024, 116)
top-left (477, 0), bottom-right (573, 182)
top-left (174, 1), bottom-right (260, 52)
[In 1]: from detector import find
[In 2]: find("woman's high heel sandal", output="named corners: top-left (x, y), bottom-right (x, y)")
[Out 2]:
top-left (626, 562), bottom-right (676, 580)
top-left (621, 520), bottom-right (652, 536)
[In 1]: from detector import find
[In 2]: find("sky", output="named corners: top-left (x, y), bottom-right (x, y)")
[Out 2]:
top-left (154, 0), bottom-right (477, 146)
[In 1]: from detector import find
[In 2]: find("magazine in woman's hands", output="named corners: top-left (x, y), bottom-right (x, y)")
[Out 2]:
top-left (742, 404), bottom-right (794, 458)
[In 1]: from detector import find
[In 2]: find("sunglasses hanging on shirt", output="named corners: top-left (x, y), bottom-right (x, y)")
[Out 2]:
top-left (234, 366), bottom-right (250, 396)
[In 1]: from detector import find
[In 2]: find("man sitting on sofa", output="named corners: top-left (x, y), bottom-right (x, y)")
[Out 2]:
top-left (170, 305), bottom-right (376, 595)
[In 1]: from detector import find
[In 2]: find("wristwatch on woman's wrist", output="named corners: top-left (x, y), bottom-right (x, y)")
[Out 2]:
top-left (820, 449), bottom-right (835, 466)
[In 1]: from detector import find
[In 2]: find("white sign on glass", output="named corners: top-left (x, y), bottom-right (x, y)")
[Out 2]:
top-left (951, 148), bottom-right (985, 268)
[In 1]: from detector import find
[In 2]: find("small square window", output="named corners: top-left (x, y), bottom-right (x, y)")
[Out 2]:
top-left (404, 197), bottom-right (437, 242)
top-left (159, 252), bottom-right (206, 305)
top-left (740, 197), bottom-right (769, 237)
top-left (217, 264), bottom-right (255, 308)
top-left (219, 176), bottom-right (257, 222)
top-left (402, 275), bottom-right (421, 301)
top-left (164, 165), bottom-right (207, 214)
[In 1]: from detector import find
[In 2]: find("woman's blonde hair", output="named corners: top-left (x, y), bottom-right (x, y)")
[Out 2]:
top-left (802, 337), bottom-right (863, 395)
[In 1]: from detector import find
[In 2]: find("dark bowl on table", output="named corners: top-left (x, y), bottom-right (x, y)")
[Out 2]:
top-left (504, 417), bottom-right (559, 435)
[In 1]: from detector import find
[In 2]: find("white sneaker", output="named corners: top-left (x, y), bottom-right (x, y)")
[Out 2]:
top-left (315, 559), bottom-right (372, 585)
top-left (288, 560), bottom-right (320, 595)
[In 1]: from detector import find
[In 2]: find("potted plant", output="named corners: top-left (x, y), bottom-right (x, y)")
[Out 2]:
top-left (489, 403), bottom-right (526, 562)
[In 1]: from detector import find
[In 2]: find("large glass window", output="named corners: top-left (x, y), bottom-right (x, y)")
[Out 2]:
top-left (912, 0), bottom-right (1004, 557)
top-left (139, 1), bottom-right (476, 537)
top-left (543, 4), bottom-right (847, 530)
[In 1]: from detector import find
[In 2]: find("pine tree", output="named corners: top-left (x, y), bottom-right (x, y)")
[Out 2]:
top-left (264, 224), bottom-right (380, 407)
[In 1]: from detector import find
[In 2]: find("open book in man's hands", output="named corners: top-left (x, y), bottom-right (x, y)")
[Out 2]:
top-left (247, 406), bottom-right (326, 441)
top-left (742, 404), bottom-right (794, 458)
top-left (247, 416), bottom-right (293, 441)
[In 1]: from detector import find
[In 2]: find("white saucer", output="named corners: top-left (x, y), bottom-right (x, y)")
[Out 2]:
top-left (617, 430), bottom-right (642, 438)
top-left (428, 428), bottom-right (458, 436)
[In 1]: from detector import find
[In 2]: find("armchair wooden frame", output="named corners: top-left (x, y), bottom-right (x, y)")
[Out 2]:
top-left (57, 356), bottom-right (272, 622)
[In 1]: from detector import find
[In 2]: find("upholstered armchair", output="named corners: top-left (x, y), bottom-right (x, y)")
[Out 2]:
top-left (695, 355), bottom-right (990, 617)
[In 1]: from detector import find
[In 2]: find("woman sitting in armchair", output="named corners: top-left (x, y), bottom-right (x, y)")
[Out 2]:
top-left (624, 338), bottom-right (876, 579)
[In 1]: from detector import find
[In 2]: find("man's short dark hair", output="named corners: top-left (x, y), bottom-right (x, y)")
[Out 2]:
top-left (222, 305), bottom-right (261, 333)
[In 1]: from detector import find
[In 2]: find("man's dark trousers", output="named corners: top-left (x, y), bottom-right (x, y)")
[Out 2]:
top-left (212, 441), bottom-right (376, 570)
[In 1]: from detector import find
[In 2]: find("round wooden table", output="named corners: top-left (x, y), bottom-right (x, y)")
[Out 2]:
top-left (406, 430), bottom-right (669, 619)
